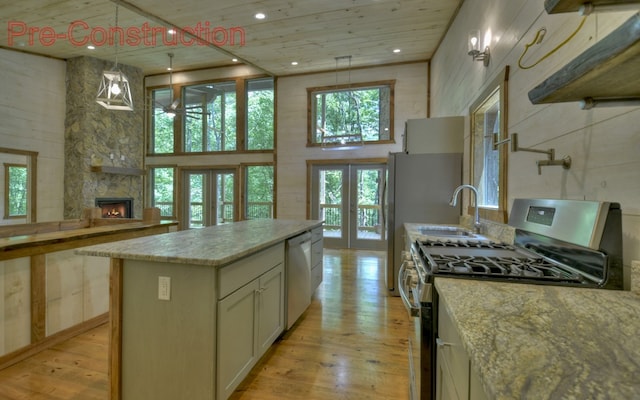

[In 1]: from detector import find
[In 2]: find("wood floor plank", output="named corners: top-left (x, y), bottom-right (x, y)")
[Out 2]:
top-left (0, 249), bottom-right (412, 400)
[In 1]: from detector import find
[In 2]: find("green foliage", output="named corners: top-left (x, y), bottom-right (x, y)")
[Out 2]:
top-left (8, 165), bottom-right (27, 216)
top-left (314, 86), bottom-right (387, 142)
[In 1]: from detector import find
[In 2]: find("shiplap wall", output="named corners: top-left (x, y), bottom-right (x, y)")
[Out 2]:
top-left (276, 62), bottom-right (428, 219)
top-left (0, 48), bottom-right (66, 223)
top-left (430, 0), bottom-right (640, 282)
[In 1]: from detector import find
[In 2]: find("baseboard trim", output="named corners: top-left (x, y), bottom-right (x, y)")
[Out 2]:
top-left (0, 313), bottom-right (109, 371)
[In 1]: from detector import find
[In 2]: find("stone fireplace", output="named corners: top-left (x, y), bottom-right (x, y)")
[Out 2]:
top-left (95, 197), bottom-right (134, 218)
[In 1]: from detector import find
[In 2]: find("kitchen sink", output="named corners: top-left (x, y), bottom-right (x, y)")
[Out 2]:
top-left (417, 226), bottom-right (476, 238)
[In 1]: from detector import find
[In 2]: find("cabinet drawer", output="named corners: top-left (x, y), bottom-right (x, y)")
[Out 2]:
top-left (218, 242), bottom-right (284, 299)
top-left (311, 226), bottom-right (323, 242)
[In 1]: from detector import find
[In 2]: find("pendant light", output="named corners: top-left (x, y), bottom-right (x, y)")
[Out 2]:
top-left (321, 55), bottom-right (364, 150)
top-left (96, 0), bottom-right (134, 111)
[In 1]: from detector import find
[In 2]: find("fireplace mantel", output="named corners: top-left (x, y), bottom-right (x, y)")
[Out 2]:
top-left (91, 165), bottom-right (145, 176)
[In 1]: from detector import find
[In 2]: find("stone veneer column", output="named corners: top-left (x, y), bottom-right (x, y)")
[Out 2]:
top-left (64, 56), bottom-right (144, 219)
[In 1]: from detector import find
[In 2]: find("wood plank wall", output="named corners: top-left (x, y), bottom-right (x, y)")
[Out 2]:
top-left (429, 0), bottom-right (640, 287)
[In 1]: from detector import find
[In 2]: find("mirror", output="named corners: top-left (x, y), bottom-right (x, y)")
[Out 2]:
top-left (469, 66), bottom-right (509, 223)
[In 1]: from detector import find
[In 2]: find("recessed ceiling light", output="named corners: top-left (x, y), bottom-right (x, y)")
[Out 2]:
top-left (393, 48), bottom-right (401, 53)
top-left (255, 12), bottom-right (266, 20)
top-left (232, 58), bottom-right (238, 62)
top-left (87, 45), bottom-right (95, 50)
top-left (291, 61), bottom-right (298, 66)
top-left (168, 29), bottom-right (176, 35)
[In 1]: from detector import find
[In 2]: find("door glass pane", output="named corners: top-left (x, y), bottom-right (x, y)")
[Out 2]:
top-left (355, 168), bottom-right (384, 240)
top-left (151, 167), bottom-right (174, 218)
top-left (216, 173), bottom-right (234, 225)
top-left (246, 165), bottom-right (274, 219)
top-left (318, 169), bottom-right (343, 238)
top-left (188, 173), bottom-right (205, 228)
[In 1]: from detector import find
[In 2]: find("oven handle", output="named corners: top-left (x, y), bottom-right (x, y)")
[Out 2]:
top-left (398, 261), bottom-right (420, 317)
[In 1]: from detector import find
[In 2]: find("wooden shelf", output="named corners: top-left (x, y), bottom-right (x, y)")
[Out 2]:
top-left (528, 12), bottom-right (640, 105)
top-left (545, 0), bottom-right (640, 14)
top-left (91, 165), bottom-right (145, 175)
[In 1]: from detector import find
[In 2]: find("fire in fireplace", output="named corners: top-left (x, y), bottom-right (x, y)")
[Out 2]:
top-left (95, 198), bottom-right (133, 218)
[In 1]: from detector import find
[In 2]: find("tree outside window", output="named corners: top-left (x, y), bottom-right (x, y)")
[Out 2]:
top-left (4, 163), bottom-right (27, 218)
top-left (308, 81), bottom-right (394, 146)
top-left (247, 78), bottom-right (274, 150)
top-left (245, 165), bottom-right (274, 219)
top-left (150, 167), bottom-right (175, 218)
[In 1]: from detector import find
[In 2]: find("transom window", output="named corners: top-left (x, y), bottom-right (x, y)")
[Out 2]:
top-left (307, 81), bottom-right (394, 147)
top-left (149, 77), bottom-right (273, 154)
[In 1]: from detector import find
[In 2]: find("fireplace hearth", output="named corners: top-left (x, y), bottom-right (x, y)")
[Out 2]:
top-left (95, 198), bottom-right (133, 218)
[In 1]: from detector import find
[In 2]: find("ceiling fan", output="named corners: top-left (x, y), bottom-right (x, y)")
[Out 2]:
top-left (155, 53), bottom-right (209, 119)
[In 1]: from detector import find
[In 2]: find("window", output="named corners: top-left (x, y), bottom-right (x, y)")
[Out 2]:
top-left (307, 81), bottom-right (394, 146)
top-left (245, 165), bottom-right (274, 219)
top-left (183, 81), bottom-right (237, 152)
top-left (4, 163), bottom-right (28, 218)
top-left (151, 88), bottom-right (175, 154)
top-left (246, 78), bottom-right (274, 150)
top-left (150, 167), bottom-right (175, 218)
top-left (470, 67), bottom-right (509, 223)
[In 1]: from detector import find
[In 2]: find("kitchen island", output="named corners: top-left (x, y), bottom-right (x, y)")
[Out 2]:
top-left (77, 218), bottom-right (323, 400)
top-left (435, 275), bottom-right (640, 399)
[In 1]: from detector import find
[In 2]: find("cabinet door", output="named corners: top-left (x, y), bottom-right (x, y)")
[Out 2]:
top-left (257, 264), bottom-right (285, 356)
top-left (217, 279), bottom-right (259, 400)
top-left (437, 301), bottom-right (470, 400)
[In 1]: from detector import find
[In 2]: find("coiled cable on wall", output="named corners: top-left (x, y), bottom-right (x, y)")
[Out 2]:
top-left (518, 16), bottom-right (588, 70)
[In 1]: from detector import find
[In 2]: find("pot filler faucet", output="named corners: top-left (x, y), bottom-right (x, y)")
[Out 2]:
top-left (449, 184), bottom-right (481, 233)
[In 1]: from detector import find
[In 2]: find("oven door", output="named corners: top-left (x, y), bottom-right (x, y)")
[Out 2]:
top-left (398, 260), bottom-right (422, 399)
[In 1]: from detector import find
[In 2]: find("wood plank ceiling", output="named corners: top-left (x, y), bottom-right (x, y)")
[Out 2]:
top-left (0, 0), bottom-right (463, 76)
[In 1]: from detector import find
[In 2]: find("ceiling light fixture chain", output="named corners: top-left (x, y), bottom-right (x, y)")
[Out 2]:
top-left (95, 0), bottom-right (134, 111)
top-left (321, 55), bottom-right (363, 150)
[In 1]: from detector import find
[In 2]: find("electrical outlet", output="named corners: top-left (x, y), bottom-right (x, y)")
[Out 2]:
top-left (158, 276), bottom-right (171, 300)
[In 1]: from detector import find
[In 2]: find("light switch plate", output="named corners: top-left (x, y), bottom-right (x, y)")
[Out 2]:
top-left (158, 276), bottom-right (171, 300)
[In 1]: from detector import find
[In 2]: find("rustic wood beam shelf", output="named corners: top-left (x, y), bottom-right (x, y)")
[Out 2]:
top-left (91, 165), bottom-right (145, 175)
top-left (528, 12), bottom-right (640, 107)
top-left (545, 0), bottom-right (640, 14)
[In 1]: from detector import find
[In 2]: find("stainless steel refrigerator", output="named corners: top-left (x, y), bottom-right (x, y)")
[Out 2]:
top-left (385, 117), bottom-right (463, 295)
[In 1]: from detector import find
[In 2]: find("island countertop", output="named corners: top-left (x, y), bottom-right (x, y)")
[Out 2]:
top-left (76, 219), bottom-right (323, 267)
top-left (435, 277), bottom-right (640, 399)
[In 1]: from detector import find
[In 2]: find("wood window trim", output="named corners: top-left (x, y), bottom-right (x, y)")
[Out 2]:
top-left (306, 80), bottom-right (396, 147)
top-left (469, 66), bottom-right (510, 224)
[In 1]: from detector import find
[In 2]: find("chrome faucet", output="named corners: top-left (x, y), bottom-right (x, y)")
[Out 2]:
top-left (449, 184), bottom-right (481, 233)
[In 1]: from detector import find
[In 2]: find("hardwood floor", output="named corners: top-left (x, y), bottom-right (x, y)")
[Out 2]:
top-left (0, 249), bottom-right (412, 399)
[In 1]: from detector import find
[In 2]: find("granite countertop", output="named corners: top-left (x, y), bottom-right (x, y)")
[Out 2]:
top-left (76, 219), bottom-right (323, 267)
top-left (435, 277), bottom-right (640, 399)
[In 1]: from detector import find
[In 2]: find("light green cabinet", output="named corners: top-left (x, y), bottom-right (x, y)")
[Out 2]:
top-left (310, 226), bottom-right (323, 293)
top-left (217, 243), bottom-right (285, 400)
top-left (436, 300), bottom-right (488, 400)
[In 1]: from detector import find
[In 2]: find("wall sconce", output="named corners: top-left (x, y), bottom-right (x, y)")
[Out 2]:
top-left (468, 30), bottom-right (490, 67)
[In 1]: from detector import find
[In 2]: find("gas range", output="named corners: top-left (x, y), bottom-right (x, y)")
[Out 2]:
top-left (410, 199), bottom-right (623, 290)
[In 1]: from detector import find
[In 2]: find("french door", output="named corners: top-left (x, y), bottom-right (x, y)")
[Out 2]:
top-left (310, 163), bottom-right (386, 250)
top-left (183, 169), bottom-right (237, 229)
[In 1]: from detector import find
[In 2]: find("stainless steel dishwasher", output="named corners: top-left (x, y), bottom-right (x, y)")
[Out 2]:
top-left (285, 232), bottom-right (312, 329)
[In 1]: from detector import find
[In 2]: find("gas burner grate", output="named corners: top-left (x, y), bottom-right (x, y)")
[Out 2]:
top-left (424, 253), bottom-right (584, 283)
top-left (418, 239), bottom-right (514, 250)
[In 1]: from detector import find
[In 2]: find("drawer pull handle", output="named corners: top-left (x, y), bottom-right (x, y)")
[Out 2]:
top-left (436, 338), bottom-right (453, 347)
